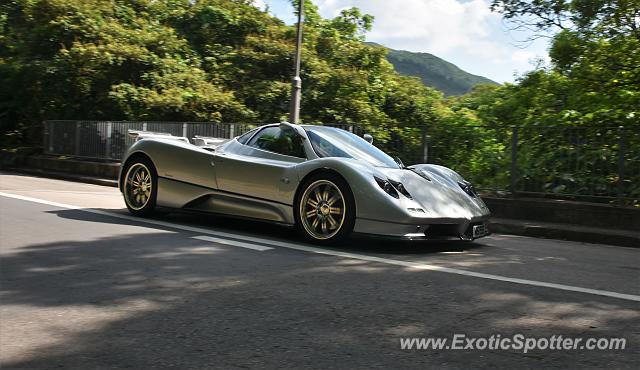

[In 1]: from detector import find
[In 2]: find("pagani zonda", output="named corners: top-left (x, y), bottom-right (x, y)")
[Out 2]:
top-left (119, 122), bottom-right (490, 243)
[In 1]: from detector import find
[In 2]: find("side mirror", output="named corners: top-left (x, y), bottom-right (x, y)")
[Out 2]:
top-left (364, 133), bottom-right (374, 144)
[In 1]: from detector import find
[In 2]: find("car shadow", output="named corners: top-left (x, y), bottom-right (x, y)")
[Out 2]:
top-left (47, 208), bottom-right (490, 256)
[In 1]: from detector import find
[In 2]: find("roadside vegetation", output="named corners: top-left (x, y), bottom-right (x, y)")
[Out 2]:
top-left (0, 0), bottom-right (638, 200)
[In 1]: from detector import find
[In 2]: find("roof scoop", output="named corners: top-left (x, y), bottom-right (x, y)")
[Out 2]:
top-left (279, 121), bottom-right (307, 140)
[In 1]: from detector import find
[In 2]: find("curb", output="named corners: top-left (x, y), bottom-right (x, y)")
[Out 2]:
top-left (484, 197), bottom-right (639, 232)
top-left (1, 153), bottom-right (120, 180)
top-left (8, 168), bottom-right (118, 188)
top-left (490, 218), bottom-right (639, 248)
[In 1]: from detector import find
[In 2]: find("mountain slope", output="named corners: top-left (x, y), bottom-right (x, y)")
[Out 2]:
top-left (368, 43), bottom-right (499, 95)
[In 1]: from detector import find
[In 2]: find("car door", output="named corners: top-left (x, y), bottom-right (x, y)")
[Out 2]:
top-left (213, 126), bottom-right (306, 205)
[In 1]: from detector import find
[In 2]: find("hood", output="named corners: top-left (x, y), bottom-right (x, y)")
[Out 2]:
top-left (375, 165), bottom-right (490, 220)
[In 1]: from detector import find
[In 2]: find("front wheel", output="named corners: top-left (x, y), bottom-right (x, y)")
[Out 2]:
top-left (295, 173), bottom-right (355, 244)
top-left (122, 158), bottom-right (158, 216)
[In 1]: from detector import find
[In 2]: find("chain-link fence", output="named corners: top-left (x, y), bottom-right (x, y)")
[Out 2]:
top-left (43, 120), bottom-right (639, 204)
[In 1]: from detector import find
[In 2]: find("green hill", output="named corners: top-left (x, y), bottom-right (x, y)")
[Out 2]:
top-left (368, 43), bottom-right (499, 95)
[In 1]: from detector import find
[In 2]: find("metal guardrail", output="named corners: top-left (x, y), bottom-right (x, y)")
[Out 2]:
top-left (43, 120), bottom-right (639, 203)
top-left (422, 125), bottom-right (639, 203)
top-left (43, 121), bottom-right (256, 161)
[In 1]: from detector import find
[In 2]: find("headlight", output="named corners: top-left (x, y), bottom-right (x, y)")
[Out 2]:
top-left (388, 179), bottom-right (412, 199)
top-left (458, 180), bottom-right (477, 197)
top-left (374, 176), bottom-right (412, 199)
top-left (375, 176), bottom-right (398, 198)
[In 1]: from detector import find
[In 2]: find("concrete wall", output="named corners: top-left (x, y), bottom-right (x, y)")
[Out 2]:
top-left (484, 197), bottom-right (639, 231)
top-left (2, 154), bottom-right (120, 179)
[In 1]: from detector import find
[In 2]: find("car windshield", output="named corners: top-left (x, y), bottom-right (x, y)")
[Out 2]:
top-left (305, 126), bottom-right (400, 168)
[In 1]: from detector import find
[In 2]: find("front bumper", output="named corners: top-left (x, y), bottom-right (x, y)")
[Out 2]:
top-left (353, 217), bottom-right (491, 240)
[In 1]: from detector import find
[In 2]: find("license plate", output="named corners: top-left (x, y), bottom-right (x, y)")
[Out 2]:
top-left (472, 223), bottom-right (488, 238)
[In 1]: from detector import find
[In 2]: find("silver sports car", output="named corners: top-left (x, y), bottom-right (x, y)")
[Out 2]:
top-left (119, 122), bottom-right (490, 243)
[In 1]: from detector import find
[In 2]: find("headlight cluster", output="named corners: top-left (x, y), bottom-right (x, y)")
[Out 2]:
top-left (458, 180), bottom-right (478, 197)
top-left (374, 176), bottom-right (412, 199)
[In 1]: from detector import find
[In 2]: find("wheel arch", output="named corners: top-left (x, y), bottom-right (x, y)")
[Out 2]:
top-left (119, 151), bottom-right (156, 191)
top-left (294, 167), bottom-right (356, 222)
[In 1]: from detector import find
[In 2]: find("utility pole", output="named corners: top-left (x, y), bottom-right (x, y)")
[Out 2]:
top-left (289, 0), bottom-right (304, 124)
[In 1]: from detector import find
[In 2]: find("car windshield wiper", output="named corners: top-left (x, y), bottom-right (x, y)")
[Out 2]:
top-left (405, 166), bottom-right (432, 181)
top-left (394, 156), bottom-right (405, 169)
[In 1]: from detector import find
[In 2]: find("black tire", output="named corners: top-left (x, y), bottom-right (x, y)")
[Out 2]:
top-left (122, 156), bottom-right (158, 216)
top-left (295, 172), bottom-right (356, 244)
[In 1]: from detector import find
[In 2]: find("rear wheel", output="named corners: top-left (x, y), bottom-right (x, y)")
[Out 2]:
top-left (122, 158), bottom-right (157, 216)
top-left (296, 173), bottom-right (355, 244)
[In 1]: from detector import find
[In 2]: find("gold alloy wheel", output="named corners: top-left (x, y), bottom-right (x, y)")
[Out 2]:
top-left (300, 179), bottom-right (346, 240)
top-left (124, 163), bottom-right (152, 211)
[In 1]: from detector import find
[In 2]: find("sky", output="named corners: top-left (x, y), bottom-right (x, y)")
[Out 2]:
top-left (255, 0), bottom-right (551, 84)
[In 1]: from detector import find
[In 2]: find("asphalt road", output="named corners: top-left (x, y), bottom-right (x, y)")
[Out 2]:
top-left (1, 172), bottom-right (638, 369)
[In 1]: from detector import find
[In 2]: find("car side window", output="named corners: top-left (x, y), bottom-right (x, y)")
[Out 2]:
top-left (237, 128), bottom-right (257, 145)
top-left (247, 127), bottom-right (306, 158)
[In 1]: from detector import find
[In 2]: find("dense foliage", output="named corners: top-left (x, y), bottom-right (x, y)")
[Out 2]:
top-left (487, 0), bottom-right (640, 127)
top-left (0, 0), bottom-right (444, 148)
top-left (0, 0), bottom-right (638, 201)
top-left (386, 0), bottom-right (639, 202)
top-left (447, 0), bottom-right (640, 200)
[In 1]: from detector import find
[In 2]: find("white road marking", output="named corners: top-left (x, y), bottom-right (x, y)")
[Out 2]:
top-left (2, 191), bottom-right (639, 302)
top-left (192, 235), bottom-right (273, 251)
